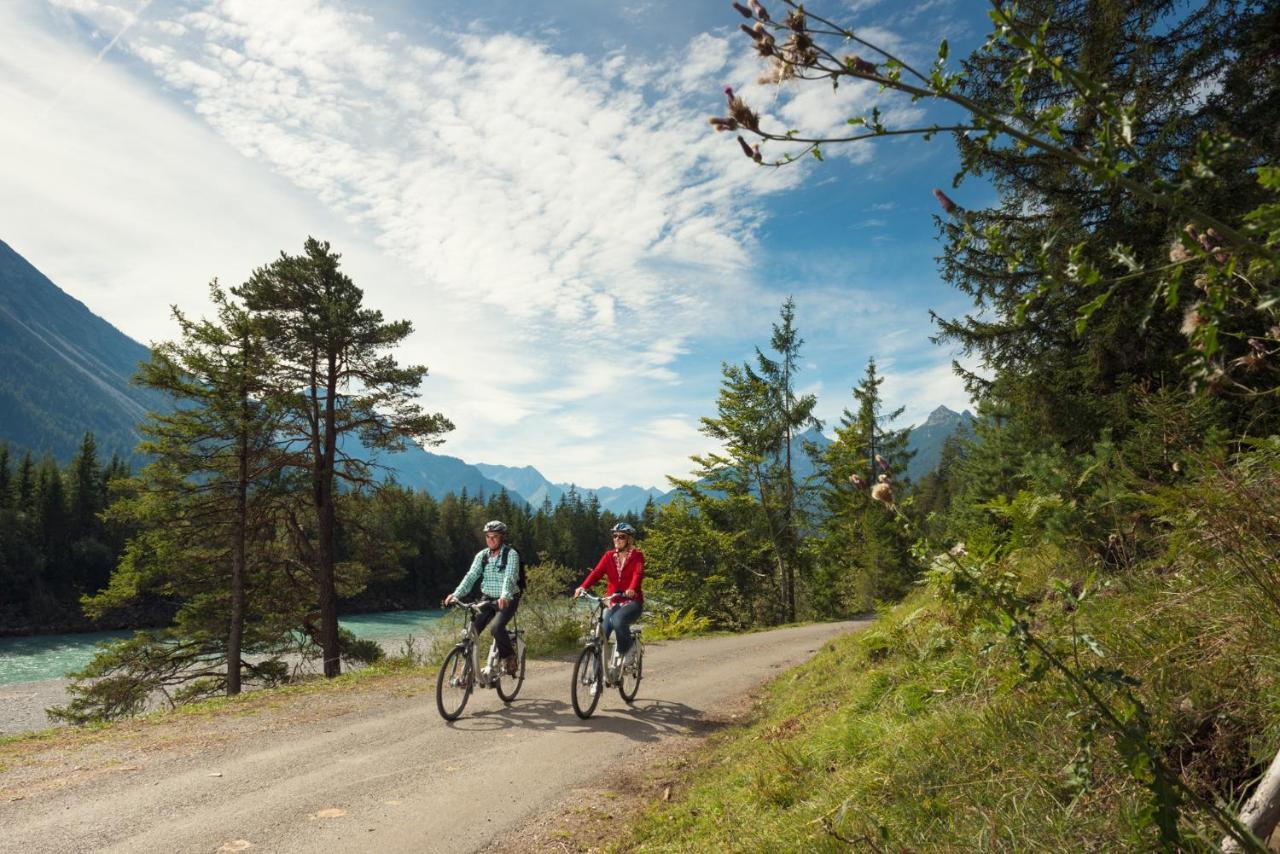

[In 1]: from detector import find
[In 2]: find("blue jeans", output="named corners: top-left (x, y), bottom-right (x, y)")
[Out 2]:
top-left (604, 600), bottom-right (643, 655)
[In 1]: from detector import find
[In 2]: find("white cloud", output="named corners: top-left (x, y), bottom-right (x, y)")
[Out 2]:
top-left (3, 0), bottom-right (931, 488)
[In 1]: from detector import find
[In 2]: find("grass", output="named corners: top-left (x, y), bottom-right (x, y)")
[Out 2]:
top-left (617, 542), bottom-right (1280, 852)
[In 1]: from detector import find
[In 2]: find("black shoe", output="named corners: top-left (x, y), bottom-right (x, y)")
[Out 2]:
top-left (503, 654), bottom-right (518, 676)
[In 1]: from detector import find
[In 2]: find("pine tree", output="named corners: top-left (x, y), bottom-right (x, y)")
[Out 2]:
top-left (84, 285), bottom-right (288, 698)
top-left (235, 239), bottom-right (453, 677)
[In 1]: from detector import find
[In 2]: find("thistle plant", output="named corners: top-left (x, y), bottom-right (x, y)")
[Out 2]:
top-left (712, 0), bottom-right (1280, 397)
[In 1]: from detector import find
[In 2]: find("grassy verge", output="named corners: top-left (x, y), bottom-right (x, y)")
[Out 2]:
top-left (618, 544), bottom-right (1280, 851)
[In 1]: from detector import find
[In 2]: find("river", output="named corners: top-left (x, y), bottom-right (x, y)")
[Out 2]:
top-left (0, 609), bottom-right (446, 687)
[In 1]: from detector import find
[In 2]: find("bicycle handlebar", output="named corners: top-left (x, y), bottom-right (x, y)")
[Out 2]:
top-left (574, 591), bottom-right (629, 606)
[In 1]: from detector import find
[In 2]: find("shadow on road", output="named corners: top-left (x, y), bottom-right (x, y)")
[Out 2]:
top-left (445, 697), bottom-right (725, 742)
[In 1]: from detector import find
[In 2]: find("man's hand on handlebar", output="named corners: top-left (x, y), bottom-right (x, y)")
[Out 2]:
top-left (443, 593), bottom-right (457, 606)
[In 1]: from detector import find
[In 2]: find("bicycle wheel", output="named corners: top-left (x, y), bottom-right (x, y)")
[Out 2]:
top-left (618, 641), bottom-right (642, 704)
top-left (495, 637), bottom-right (526, 703)
top-left (571, 646), bottom-right (602, 719)
top-left (436, 646), bottom-right (472, 721)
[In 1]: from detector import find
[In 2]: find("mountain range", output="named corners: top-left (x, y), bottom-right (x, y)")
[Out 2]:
top-left (0, 239), bottom-right (973, 514)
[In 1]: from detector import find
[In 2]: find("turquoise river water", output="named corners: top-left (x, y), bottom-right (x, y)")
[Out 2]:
top-left (0, 609), bottom-right (446, 686)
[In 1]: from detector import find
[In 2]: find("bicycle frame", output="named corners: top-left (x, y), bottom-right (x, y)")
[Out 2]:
top-left (448, 600), bottom-right (524, 691)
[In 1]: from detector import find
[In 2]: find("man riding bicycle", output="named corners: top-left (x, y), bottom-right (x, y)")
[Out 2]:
top-left (574, 522), bottom-right (644, 667)
top-left (444, 520), bottom-right (522, 676)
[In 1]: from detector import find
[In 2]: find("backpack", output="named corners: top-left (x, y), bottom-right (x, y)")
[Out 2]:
top-left (488, 545), bottom-right (527, 593)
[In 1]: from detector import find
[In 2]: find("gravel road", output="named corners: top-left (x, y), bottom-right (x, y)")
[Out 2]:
top-left (0, 620), bottom-right (868, 853)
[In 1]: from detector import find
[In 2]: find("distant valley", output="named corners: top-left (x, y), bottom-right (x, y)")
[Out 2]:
top-left (0, 239), bottom-right (973, 515)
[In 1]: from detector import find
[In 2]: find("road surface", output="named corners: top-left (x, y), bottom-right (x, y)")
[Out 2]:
top-left (0, 620), bottom-right (868, 853)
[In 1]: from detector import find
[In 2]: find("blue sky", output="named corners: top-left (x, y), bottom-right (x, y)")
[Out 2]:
top-left (0, 0), bottom-right (993, 488)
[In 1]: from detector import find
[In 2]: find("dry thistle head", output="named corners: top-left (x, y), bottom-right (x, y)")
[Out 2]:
top-left (1168, 236), bottom-right (1192, 264)
top-left (758, 60), bottom-right (793, 85)
top-left (875, 454), bottom-right (890, 472)
top-left (948, 542), bottom-right (968, 558)
top-left (784, 9), bottom-right (806, 31)
top-left (727, 96), bottom-right (760, 132)
top-left (708, 116), bottom-right (739, 132)
top-left (932, 188), bottom-right (958, 215)
top-left (1180, 303), bottom-right (1206, 339)
top-left (845, 54), bottom-right (878, 76)
top-left (748, 0), bottom-right (770, 21)
top-left (871, 482), bottom-right (894, 505)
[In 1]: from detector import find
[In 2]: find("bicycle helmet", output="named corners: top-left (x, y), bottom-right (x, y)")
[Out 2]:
top-left (482, 520), bottom-right (507, 534)
top-left (610, 522), bottom-right (636, 536)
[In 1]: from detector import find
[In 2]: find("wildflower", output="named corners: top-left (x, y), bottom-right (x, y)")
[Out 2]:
top-left (932, 188), bottom-right (958, 215)
top-left (845, 54), bottom-right (877, 76)
top-left (708, 116), bottom-right (739, 132)
top-left (784, 10), bottom-right (806, 31)
top-left (948, 543), bottom-right (968, 558)
top-left (849, 473), bottom-right (864, 489)
top-left (732, 2), bottom-right (752, 17)
top-left (871, 481), bottom-right (894, 505)
top-left (1193, 274), bottom-right (1209, 292)
top-left (748, 0), bottom-right (770, 21)
top-left (874, 454), bottom-right (890, 472)
top-left (1168, 236), bottom-right (1191, 264)
top-left (1180, 303), bottom-right (1206, 338)
top-left (724, 85), bottom-right (735, 106)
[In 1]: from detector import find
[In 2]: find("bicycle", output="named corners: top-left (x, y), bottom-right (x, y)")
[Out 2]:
top-left (570, 592), bottom-right (644, 719)
top-left (435, 599), bottom-right (527, 721)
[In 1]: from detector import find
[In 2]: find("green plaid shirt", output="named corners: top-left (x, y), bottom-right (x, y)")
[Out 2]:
top-left (452, 546), bottom-right (520, 601)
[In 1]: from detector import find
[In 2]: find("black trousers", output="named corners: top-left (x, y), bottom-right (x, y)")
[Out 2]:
top-left (472, 596), bottom-right (520, 659)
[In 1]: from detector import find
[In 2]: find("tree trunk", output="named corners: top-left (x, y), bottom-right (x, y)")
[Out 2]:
top-left (1222, 746), bottom-right (1280, 852)
top-left (227, 426), bottom-right (247, 696)
top-left (317, 356), bottom-right (341, 678)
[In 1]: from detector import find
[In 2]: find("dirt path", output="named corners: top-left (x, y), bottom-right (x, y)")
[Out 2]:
top-left (0, 620), bottom-right (868, 853)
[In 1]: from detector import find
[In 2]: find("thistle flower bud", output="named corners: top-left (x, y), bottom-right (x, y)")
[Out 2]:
top-left (932, 188), bottom-right (958, 215)
top-left (845, 54), bottom-right (877, 76)
top-left (871, 482), bottom-right (894, 505)
top-left (732, 2), bottom-right (753, 17)
top-left (738, 135), bottom-right (763, 163)
top-left (1250, 337), bottom-right (1267, 354)
top-left (1193, 274), bottom-right (1209, 292)
top-left (875, 454), bottom-right (890, 472)
top-left (1168, 237), bottom-right (1191, 264)
top-left (749, 0), bottom-right (770, 21)
top-left (724, 85), bottom-right (735, 105)
top-left (784, 10), bottom-right (806, 31)
top-left (849, 474), bottom-right (864, 489)
top-left (741, 22), bottom-right (762, 40)
top-left (708, 116), bottom-right (738, 132)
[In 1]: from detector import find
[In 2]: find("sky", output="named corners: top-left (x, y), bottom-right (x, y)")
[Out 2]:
top-left (0, 0), bottom-right (994, 489)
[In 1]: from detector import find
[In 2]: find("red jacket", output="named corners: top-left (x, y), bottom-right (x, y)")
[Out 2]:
top-left (580, 548), bottom-right (645, 604)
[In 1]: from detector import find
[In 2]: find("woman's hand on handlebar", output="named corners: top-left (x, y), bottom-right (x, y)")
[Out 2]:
top-left (572, 587), bottom-right (585, 599)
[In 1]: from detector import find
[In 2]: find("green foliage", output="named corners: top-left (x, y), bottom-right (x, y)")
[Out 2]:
top-left (642, 606), bottom-right (712, 641)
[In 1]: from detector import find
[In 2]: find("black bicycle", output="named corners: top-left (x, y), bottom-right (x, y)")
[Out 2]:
top-left (570, 592), bottom-right (644, 719)
top-left (435, 599), bottom-right (527, 721)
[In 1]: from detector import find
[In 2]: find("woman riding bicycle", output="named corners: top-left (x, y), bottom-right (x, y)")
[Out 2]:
top-left (444, 520), bottom-right (521, 676)
top-left (573, 522), bottom-right (644, 667)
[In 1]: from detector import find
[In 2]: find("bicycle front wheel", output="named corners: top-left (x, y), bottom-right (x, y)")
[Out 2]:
top-left (436, 646), bottom-right (473, 721)
top-left (496, 638), bottom-right (526, 703)
top-left (618, 641), bottom-right (642, 704)
top-left (571, 646), bottom-right (602, 719)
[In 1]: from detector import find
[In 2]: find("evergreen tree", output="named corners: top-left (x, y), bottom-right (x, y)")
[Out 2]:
top-left (812, 359), bottom-right (916, 611)
top-left (85, 285), bottom-right (288, 698)
top-left (235, 238), bottom-right (453, 677)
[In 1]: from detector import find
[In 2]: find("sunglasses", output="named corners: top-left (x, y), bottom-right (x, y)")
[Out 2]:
top-left (612, 534), bottom-right (629, 539)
